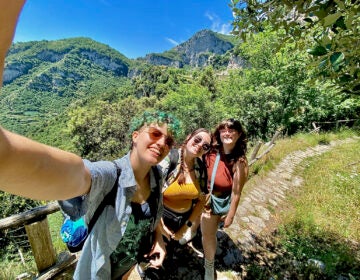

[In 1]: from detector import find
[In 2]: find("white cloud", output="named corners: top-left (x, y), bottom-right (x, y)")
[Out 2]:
top-left (166, 37), bottom-right (179, 46)
top-left (205, 11), bottom-right (232, 35)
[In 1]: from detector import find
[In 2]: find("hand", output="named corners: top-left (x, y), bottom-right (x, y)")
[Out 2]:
top-left (222, 215), bottom-right (234, 228)
top-left (159, 218), bottom-right (174, 241)
top-left (145, 228), bottom-right (166, 268)
top-left (172, 225), bottom-right (188, 241)
top-left (0, 0), bottom-right (26, 86)
top-left (147, 240), bottom-right (166, 268)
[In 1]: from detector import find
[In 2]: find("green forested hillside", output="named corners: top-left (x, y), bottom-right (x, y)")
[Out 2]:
top-left (1, 37), bottom-right (131, 137)
top-left (62, 29), bottom-right (359, 161)
top-left (1, 29), bottom-right (359, 159)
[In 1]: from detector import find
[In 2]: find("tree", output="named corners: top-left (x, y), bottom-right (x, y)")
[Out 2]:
top-left (198, 66), bottom-right (217, 96)
top-left (68, 96), bottom-right (157, 160)
top-left (156, 84), bottom-right (214, 137)
top-left (231, 0), bottom-right (360, 94)
top-left (217, 29), bottom-right (359, 138)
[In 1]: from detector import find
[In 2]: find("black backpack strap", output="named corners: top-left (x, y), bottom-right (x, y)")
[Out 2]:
top-left (166, 148), bottom-right (179, 179)
top-left (196, 157), bottom-right (208, 194)
top-left (87, 161), bottom-right (121, 233)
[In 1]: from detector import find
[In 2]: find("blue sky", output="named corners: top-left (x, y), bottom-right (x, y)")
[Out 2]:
top-left (14, 0), bottom-right (234, 59)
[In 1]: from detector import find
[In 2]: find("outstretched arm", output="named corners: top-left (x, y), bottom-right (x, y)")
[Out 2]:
top-left (0, 0), bottom-right (26, 86)
top-left (0, 1), bottom-right (91, 200)
top-left (0, 127), bottom-right (91, 200)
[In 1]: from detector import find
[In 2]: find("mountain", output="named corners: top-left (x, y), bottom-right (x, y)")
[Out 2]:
top-left (143, 29), bottom-right (238, 68)
top-left (0, 30), bottom-right (241, 137)
top-left (1, 37), bottom-right (131, 135)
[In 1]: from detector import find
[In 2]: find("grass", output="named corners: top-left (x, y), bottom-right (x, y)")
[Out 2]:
top-left (242, 129), bottom-right (360, 279)
top-left (48, 211), bottom-right (68, 253)
top-left (291, 141), bottom-right (360, 240)
top-left (247, 128), bottom-right (358, 179)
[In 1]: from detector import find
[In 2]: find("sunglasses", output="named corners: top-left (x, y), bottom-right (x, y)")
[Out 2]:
top-left (193, 135), bottom-right (211, 153)
top-left (145, 127), bottom-right (174, 147)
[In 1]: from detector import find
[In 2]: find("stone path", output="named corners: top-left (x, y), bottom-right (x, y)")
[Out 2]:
top-left (227, 138), bottom-right (356, 249)
top-left (159, 137), bottom-right (357, 280)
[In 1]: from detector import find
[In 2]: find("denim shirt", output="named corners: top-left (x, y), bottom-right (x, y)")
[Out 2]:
top-left (59, 152), bottom-right (163, 280)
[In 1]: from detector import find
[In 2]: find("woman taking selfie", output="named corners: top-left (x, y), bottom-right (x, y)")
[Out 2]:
top-left (0, 108), bottom-right (181, 280)
top-left (0, 4), bottom-right (185, 278)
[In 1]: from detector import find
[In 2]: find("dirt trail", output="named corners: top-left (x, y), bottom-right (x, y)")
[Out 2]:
top-left (160, 137), bottom-right (357, 280)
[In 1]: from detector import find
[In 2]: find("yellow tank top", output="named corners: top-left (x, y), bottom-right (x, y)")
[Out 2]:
top-left (163, 180), bottom-right (200, 213)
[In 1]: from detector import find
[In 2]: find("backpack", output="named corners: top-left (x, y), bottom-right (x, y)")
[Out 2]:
top-left (60, 161), bottom-right (121, 253)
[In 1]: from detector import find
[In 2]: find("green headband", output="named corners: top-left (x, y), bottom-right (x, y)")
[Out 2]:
top-left (129, 110), bottom-right (182, 138)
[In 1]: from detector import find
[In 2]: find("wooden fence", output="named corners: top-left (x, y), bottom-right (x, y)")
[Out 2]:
top-left (0, 130), bottom-right (281, 279)
top-left (0, 202), bottom-right (78, 279)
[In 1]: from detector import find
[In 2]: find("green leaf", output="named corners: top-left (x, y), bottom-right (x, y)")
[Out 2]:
top-left (345, 14), bottom-right (354, 30)
top-left (319, 58), bottom-right (328, 69)
top-left (322, 12), bottom-right (342, 27)
top-left (334, 16), bottom-right (347, 30)
top-left (320, 35), bottom-right (332, 46)
top-left (307, 45), bottom-right (328, 56)
top-left (334, 0), bottom-right (345, 10)
top-left (330, 52), bottom-right (345, 72)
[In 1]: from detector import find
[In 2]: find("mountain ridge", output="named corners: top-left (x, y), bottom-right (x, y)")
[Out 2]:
top-left (1, 29), bottom-right (241, 136)
top-left (142, 29), bottom-right (238, 67)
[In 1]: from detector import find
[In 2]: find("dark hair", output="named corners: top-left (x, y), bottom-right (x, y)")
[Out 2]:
top-left (212, 118), bottom-right (247, 162)
top-left (177, 128), bottom-right (211, 185)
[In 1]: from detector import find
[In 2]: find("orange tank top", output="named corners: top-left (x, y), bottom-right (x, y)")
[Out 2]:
top-left (206, 152), bottom-right (233, 194)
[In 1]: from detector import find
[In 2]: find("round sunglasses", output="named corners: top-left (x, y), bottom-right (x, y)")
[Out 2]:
top-left (145, 127), bottom-right (175, 147)
top-left (192, 135), bottom-right (211, 153)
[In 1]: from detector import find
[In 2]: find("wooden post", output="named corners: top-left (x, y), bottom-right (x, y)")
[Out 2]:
top-left (250, 141), bottom-right (262, 161)
top-left (268, 130), bottom-right (281, 146)
top-left (24, 216), bottom-right (56, 273)
top-left (311, 122), bottom-right (320, 133)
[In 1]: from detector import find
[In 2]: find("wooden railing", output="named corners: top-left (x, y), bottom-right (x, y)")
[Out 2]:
top-left (0, 202), bottom-right (78, 279)
top-left (249, 130), bottom-right (281, 166)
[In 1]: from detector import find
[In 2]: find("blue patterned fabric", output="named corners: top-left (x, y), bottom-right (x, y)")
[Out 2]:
top-left (60, 217), bottom-right (88, 247)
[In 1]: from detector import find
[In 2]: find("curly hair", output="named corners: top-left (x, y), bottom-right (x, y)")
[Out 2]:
top-left (212, 118), bottom-right (247, 162)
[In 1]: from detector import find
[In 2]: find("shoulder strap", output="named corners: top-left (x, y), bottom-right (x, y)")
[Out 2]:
top-left (152, 165), bottom-right (161, 185)
top-left (167, 148), bottom-right (179, 178)
top-left (87, 161), bottom-right (121, 233)
top-left (195, 157), bottom-right (208, 193)
top-left (209, 153), bottom-right (220, 194)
